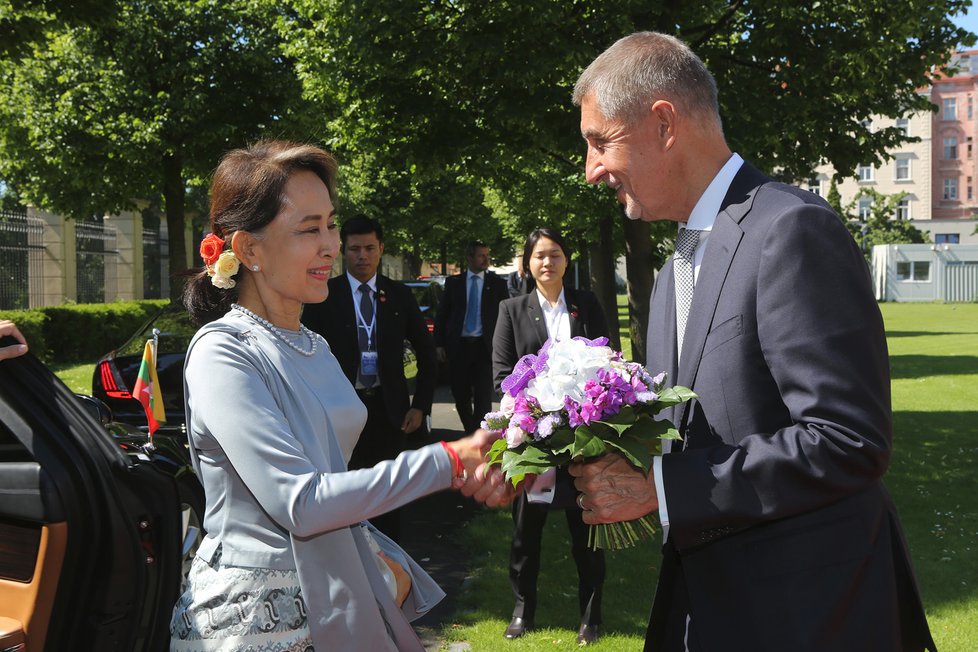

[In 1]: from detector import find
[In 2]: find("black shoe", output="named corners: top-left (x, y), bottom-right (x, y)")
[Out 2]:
top-left (504, 616), bottom-right (533, 639)
top-left (577, 623), bottom-right (599, 646)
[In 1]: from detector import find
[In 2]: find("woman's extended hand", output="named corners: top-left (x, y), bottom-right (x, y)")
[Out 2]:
top-left (0, 321), bottom-right (28, 362)
top-left (447, 430), bottom-right (525, 508)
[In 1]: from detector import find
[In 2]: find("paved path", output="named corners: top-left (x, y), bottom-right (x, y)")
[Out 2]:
top-left (399, 384), bottom-right (498, 651)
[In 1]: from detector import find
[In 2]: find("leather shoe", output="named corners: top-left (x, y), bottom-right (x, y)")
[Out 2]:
top-left (504, 616), bottom-right (532, 639)
top-left (577, 623), bottom-right (599, 646)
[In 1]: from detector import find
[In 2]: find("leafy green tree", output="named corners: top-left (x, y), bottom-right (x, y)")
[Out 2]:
top-left (278, 0), bottom-right (970, 360)
top-left (0, 0), bottom-right (314, 300)
top-left (844, 188), bottom-right (927, 256)
top-left (827, 178), bottom-right (845, 218)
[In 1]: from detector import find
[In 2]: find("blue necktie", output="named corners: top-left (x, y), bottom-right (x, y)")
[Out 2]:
top-left (464, 275), bottom-right (480, 334)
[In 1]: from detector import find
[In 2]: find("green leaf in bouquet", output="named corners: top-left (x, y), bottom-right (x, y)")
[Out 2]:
top-left (500, 448), bottom-right (556, 487)
top-left (545, 426), bottom-right (576, 455)
top-left (651, 386), bottom-right (697, 414)
top-left (659, 426), bottom-right (683, 441)
top-left (601, 404), bottom-right (638, 426)
top-left (603, 436), bottom-right (652, 472)
top-left (571, 424), bottom-right (609, 460)
top-left (486, 437), bottom-right (511, 465)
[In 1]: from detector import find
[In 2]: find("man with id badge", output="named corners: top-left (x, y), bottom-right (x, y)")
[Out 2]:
top-left (302, 215), bottom-right (438, 542)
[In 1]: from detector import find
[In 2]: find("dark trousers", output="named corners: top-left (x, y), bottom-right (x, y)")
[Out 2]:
top-left (348, 390), bottom-right (406, 542)
top-left (644, 542), bottom-right (702, 652)
top-left (509, 494), bottom-right (605, 626)
top-left (449, 337), bottom-right (494, 433)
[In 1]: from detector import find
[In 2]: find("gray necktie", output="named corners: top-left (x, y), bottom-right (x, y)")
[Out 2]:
top-left (358, 283), bottom-right (376, 387)
top-left (674, 228), bottom-right (701, 360)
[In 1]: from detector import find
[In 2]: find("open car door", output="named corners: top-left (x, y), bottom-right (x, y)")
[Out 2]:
top-left (0, 345), bottom-right (183, 651)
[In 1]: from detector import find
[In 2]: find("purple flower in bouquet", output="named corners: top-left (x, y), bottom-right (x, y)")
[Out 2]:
top-left (484, 337), bottom-right (696, 550)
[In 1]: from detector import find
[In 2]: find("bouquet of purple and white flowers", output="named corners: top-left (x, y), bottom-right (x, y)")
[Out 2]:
top-left (482, 336), bottom-right (695, 550)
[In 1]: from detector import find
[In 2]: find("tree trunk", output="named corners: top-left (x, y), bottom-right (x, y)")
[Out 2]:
top-left (623, 217), bottom-right (653, 364)
top-left (588, 212), bottom-right (620, 350)
top-left (163, 151), bottom-right (187, 303)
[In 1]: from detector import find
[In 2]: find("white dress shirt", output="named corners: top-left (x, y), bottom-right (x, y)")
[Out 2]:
top-left (527, 286), bottom-right (570, 503)
top-left (654, 153), bottom-right (744, 532)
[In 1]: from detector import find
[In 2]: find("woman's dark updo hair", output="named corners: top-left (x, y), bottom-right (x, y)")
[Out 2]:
top-left (521, 227), bottom-right (572, 282)
top-left (182, 140), bottom-right (338, 325)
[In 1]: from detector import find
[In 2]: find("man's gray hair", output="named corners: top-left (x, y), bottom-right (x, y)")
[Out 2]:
top-left (573, 32), bottom-right (721, 129)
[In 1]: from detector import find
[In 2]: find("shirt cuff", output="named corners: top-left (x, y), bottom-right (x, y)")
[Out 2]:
top-left (526, 467), bottom-right (557, 504)
top-left (653, 455), bottom-right (669, 532)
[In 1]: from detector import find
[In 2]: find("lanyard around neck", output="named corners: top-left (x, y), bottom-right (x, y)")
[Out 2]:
top-left (353, 287), bottom-right (377, 346)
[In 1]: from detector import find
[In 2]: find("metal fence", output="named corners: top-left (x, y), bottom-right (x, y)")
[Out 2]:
top-left (0, 208), bottom-right (44, 310)
top-left (75, 220), bottom-right (119, 303)
top-left (142, 226), bottom-right (169, 299)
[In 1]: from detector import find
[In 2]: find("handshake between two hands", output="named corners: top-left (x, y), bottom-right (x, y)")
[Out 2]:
top-left (444, 429), bottom-right (527, 508)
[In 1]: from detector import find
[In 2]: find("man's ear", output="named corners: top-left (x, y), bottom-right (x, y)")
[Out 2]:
top-left (650, 100), bottom-right (678, 149)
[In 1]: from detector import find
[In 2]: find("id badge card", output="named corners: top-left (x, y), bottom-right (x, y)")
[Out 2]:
top-left (361, 351), bottom-right (379, 375)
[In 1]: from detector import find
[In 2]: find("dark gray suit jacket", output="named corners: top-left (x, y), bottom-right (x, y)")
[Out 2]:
top-left (645, 163), bottom-right (935, 651)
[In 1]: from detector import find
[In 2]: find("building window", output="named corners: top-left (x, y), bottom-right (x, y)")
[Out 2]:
top-left (943, 98), bottom-right (957, 120)
top-left (944, 137), bottom-right (958, 159)
top-left (935, 233), bottom-right (961, 244)
top-left (944, 178), bottom-right (958, 200)
top-left (895, 156), bottom-right (911, 180)
top-left (969, 96), bottom-right (974, 120)
top-left (857, 164), bottom-right (873, 182)
top-left (858, 197), bottom-right (872, 219)
top-left (896, 261), bottom-right (931, 282)
top-left (896, 118), bottom-right (910, 136)
top-left (895, 198), bottom-right (910, 220)
top-left (806, 178), bottom-right (821, 196)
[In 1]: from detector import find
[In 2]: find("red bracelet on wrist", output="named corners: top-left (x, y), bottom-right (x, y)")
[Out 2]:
top-left (440, 441), bottom-right (464, 479)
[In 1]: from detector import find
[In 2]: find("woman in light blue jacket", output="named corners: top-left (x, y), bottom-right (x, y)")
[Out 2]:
top-left (170, 140), bottom-right (513, 651)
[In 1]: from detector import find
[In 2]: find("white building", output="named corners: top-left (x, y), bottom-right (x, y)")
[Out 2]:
top-left (871, 243), bottom-right (978, 301)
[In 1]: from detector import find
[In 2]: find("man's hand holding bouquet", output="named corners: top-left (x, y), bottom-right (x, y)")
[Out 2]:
top-left (482, 336), bottom-right (694, 550)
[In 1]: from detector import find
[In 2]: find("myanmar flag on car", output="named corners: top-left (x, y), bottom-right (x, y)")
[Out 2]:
top-left (132, 339), bottom-right (166, 434)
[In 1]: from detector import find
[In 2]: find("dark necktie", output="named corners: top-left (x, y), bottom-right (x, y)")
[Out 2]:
top-left (358, 283), bottom-right (376, 387)
top-left (464, 275), bottom-right (480, 334)
top-left (674, 228), bottom-right (701, 359)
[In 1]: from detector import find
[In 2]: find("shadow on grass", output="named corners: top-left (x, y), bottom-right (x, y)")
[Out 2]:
top-left (889, 355), bottom-right (978, 379)
top-left (453, 507), bottom-right (656, 641)
top-left (887, 331), bottom-right (978, 338)
top-left (887, 410), bottom-right (978, 612)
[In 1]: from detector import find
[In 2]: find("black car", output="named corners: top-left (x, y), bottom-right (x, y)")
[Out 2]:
top-left (93, 304), bottom-right (198, 436)
top-left (402, 278), bottom-right (445, 334)
top-left (0, 342), bottom-right (203, 651)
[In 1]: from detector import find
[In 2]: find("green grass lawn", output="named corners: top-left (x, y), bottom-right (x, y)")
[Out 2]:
top-left (441, 302), bottom-right (978, 651)
top-left (51, 361), bottom-right (96, 394)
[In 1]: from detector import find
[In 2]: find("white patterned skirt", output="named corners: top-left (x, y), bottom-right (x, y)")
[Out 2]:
top-left (170, 552), bottom-right (313, 652)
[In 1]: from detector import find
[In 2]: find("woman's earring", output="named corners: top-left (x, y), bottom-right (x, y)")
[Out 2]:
top-left (252, 264), bottom-right (260, 271)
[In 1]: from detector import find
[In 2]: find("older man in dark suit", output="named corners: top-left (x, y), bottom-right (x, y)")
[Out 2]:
top-left (433, 240), bottom-right (509, 434)
top-left (569, 32), bottom-right (936, 651)
top-left (302, 215), bottom-right (437, 542)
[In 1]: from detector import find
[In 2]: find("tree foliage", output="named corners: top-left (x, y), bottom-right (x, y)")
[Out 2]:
top-left (0, 0), bottom-right (314, 298)
top-left (278, 0), bottom-right (971, 356)
top-left (843, 188), bottom-right (928, 256)
top-left (0, 1), bottom-right (972, 333)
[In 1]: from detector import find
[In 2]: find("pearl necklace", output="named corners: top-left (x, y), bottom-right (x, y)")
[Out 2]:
top-left (231, 304), bottom-right (318, 357)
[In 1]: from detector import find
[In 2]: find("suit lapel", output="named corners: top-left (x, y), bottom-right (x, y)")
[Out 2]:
top-left (524, 293), bottom-right (550, 344)
top-left (675, 164), bottom-right (765, 431)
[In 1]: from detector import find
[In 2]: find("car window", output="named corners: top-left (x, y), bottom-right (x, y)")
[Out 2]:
top-left (116, 308), bottom-right (199, 357)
